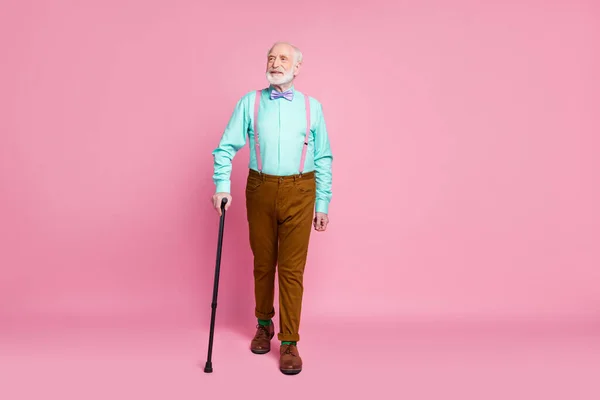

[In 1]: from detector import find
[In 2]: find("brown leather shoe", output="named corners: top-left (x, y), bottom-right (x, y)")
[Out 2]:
top-left (279, 344), bottom-right (302, 375)
top-left (250, 323), bottom-right (274, 354)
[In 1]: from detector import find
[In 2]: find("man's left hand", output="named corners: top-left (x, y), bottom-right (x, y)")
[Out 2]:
top-left (313, 212), bottom-right (329, 232)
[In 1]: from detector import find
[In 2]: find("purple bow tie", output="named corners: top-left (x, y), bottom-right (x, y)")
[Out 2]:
top-left (270, 89), bottom-right (294, 101)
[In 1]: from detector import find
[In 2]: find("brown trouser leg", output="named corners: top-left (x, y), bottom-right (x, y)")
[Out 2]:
top-left (245, 169), bottom-right (315, 343)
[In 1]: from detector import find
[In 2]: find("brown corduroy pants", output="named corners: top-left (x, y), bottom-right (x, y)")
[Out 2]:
top-left (245, 168), bottom-right (316, 342)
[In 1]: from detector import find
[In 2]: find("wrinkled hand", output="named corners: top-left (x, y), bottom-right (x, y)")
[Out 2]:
top-left (313, 212), bottom-right (329, 232)
top-left (211, 192), bottom-right (232, 216)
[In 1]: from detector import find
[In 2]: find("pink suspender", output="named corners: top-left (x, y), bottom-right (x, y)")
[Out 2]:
top-left (253, 89), bottom-right (310, 174)
top-left (253, 90), bottom-right (262, 171)
top-left (300, 95), bottom-right (310, 173)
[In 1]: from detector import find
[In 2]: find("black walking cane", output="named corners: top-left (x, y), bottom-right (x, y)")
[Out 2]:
top-left (204, 197), bottom-right (228, 373)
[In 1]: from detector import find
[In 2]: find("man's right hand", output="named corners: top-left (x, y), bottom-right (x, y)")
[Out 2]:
top-left (211, 192), bottom-right (232, 216)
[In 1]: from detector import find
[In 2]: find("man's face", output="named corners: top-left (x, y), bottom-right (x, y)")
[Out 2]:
top-left (266, 44), bottom-right (299, 86)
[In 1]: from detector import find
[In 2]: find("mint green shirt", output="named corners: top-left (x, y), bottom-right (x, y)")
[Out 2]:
top-left (212, 86), bottom-right (333, 214)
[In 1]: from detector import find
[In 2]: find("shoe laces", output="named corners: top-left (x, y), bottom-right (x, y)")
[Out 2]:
top-left (255, 324), bottom-right (270, 339)
top-left (282, 344), bottom-right (297, 356)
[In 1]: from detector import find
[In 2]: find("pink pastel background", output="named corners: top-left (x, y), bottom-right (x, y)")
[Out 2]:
top-left (1, 0), bottom-right (599, 398)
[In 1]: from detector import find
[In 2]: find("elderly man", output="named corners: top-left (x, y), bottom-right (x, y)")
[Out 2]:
top-left (210, 42), bottom-right (333, 375)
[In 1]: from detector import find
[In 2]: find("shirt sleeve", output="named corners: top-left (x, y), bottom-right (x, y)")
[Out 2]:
top-left (212, 95), bottom-right (249, 193)
top-left (312, 101), bottom-right (333, 213)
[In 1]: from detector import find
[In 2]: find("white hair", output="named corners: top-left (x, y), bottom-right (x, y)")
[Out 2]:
top-left (267, 42), bottom-right (303, 65)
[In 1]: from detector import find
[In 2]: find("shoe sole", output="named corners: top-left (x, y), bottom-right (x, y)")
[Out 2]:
top-left (280, 368), bottom-right (302, 375)
top-left (250, 348), bottom-right (270, 354)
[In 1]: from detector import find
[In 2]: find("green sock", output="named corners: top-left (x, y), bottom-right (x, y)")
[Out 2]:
top-left (281, 341), bottom-right (296, 346)
top-left (258, 318), bottom-right (272, 326)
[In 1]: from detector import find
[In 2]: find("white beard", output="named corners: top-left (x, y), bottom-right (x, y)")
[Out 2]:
top-left (266, 68), bottom-right (294, 86)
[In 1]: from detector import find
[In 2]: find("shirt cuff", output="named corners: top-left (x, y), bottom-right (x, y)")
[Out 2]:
top-left (215, 180), bottom-right (231, 193)
top-left (315, 200), bottom-right (329, 214)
